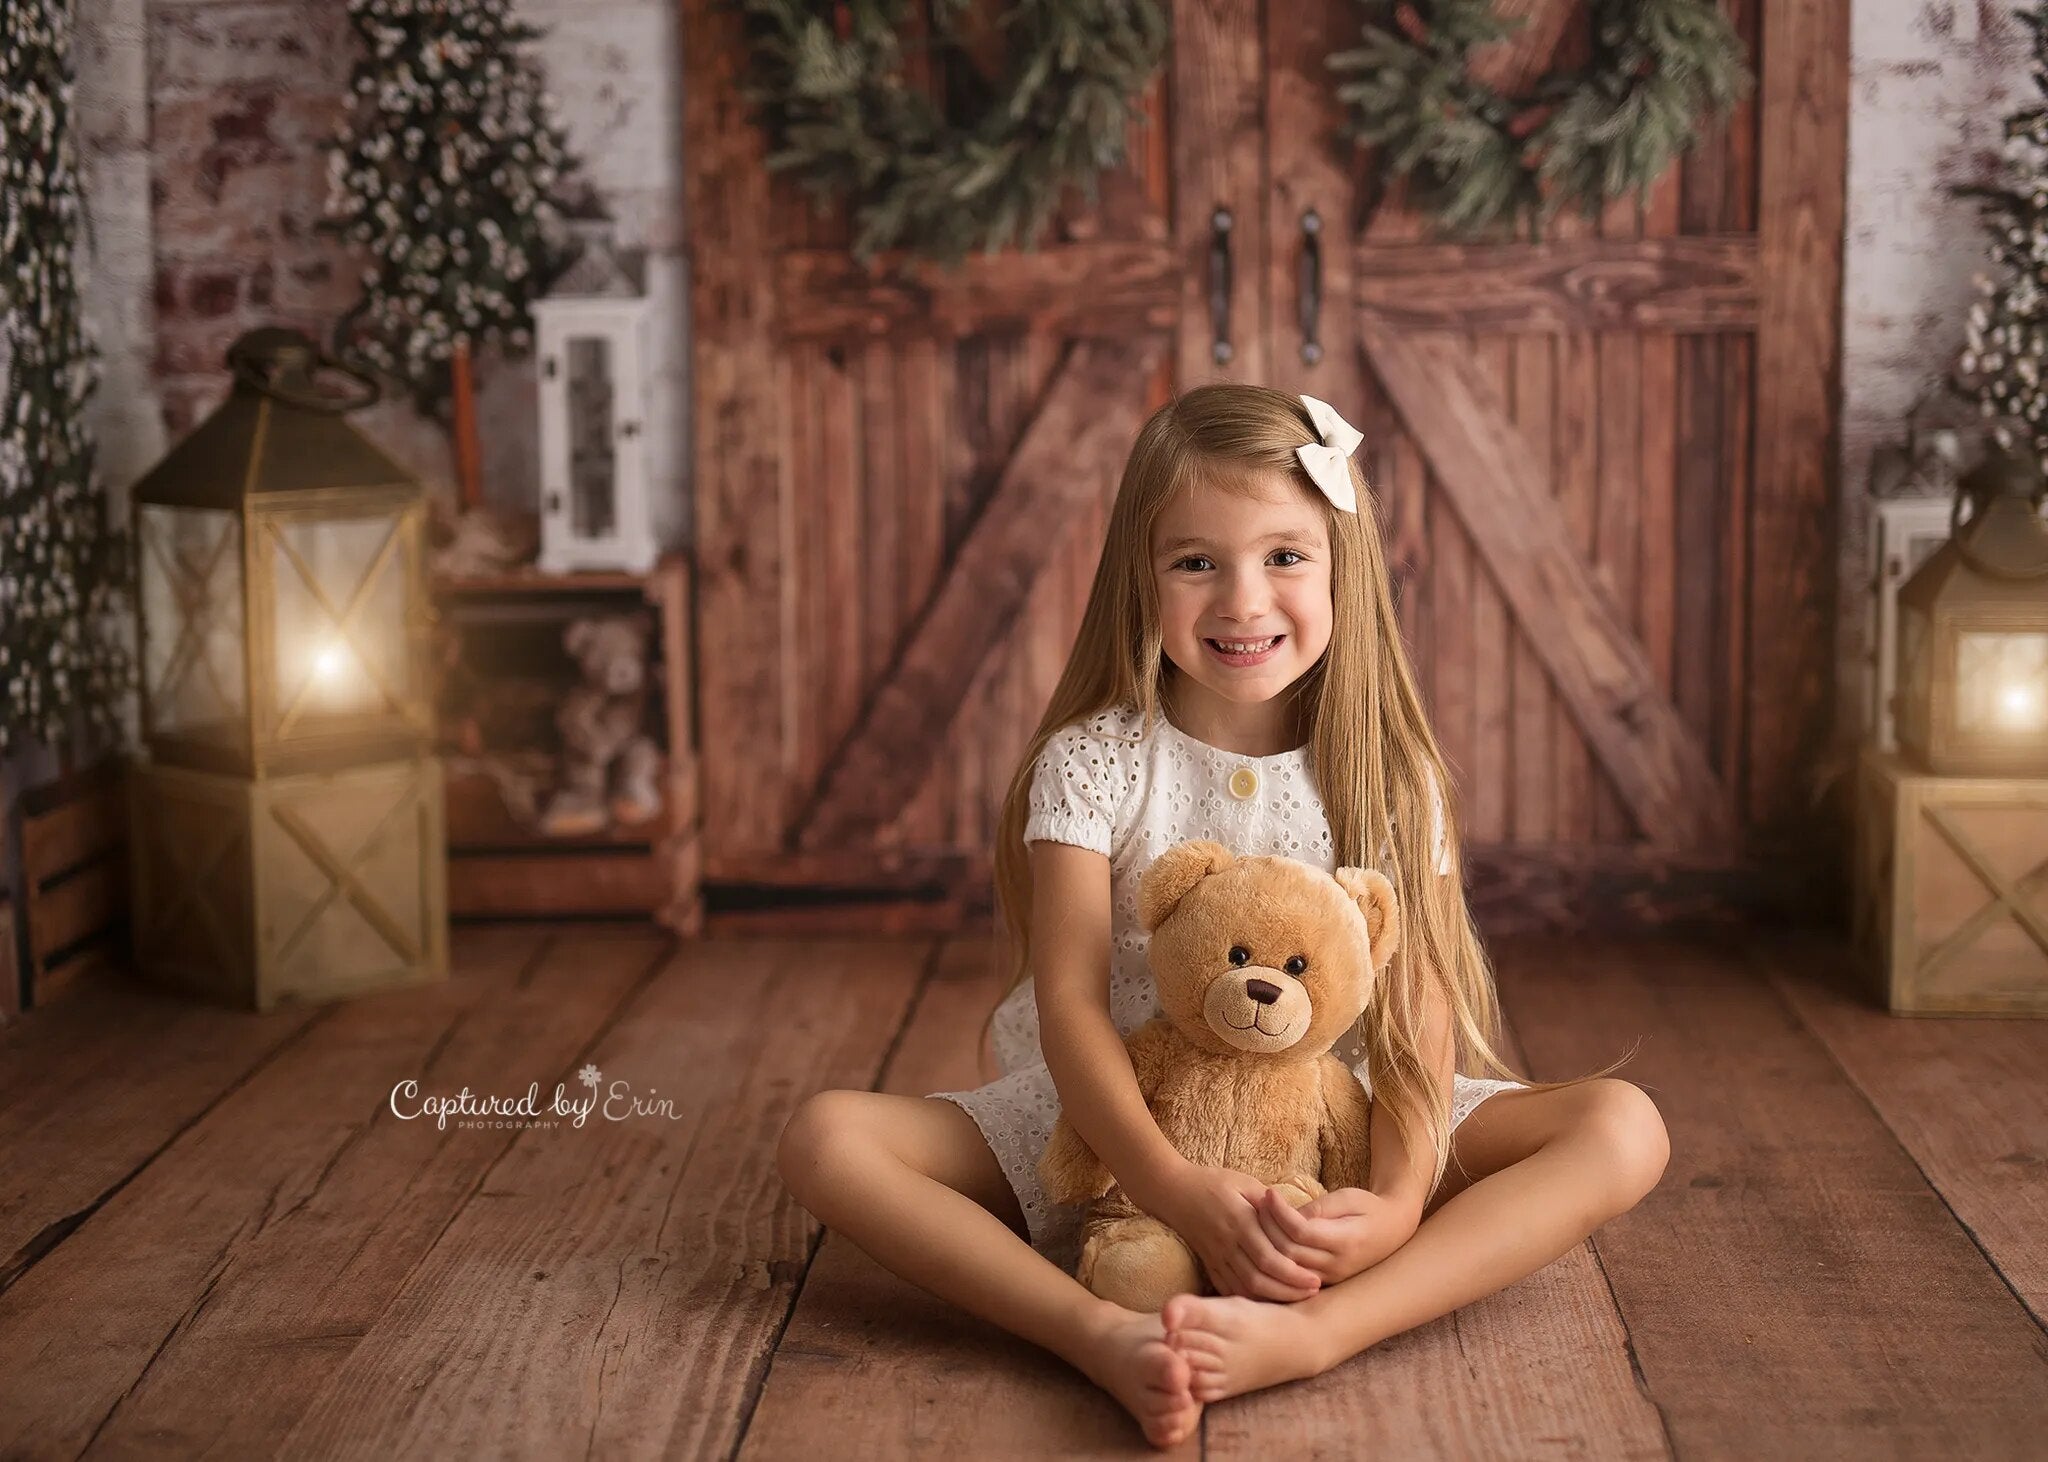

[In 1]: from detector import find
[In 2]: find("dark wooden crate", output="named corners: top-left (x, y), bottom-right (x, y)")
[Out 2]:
top-left (435, 553), bottom-right (702, 934)
top-left (19, 763), bottom-right (127, 1007)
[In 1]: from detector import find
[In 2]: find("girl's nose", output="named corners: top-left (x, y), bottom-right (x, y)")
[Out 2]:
top-left (1219, 569), bottom-right (1270, 618)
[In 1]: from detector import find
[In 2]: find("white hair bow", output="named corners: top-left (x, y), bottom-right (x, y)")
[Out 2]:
top-left (1295, 394), bottom-right (1362, 513)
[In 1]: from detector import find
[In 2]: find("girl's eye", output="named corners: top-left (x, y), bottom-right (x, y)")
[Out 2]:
top-left (1172, 552), bottom-right (1306, 571)
top-left (1283, 955), bottom-right (1308, 976)
top-left (1228, 946), bottom-right (1250, 966)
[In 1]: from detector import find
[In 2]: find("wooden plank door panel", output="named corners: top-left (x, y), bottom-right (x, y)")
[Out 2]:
top-left (684, 0), bottom-right (1172, 901)
top-left (684, 0), bottom-right (1840, 924)
top-left (1248, 0), bottom-right (1827, 877)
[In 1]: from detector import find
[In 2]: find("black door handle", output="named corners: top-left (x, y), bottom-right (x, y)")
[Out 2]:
top-left (1209, 207), bottom-right (1233, 366)
top-left (1299, 209), bottom-right (1324, 366)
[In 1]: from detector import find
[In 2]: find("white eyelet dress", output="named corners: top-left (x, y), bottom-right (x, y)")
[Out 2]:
top-left (928, 703), bottom-right (1522, 1273)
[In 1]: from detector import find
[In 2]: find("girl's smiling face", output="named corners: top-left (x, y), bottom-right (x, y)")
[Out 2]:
top-left (1151, 471), bottom-right (1334, 736)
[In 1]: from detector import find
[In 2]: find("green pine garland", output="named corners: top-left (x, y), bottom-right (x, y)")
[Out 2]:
top-left (0, 0), bottom-right (132, 755)
top-left (1953, 3), bottom-right (2048, 456)
top-left (734, 0), bottom-right (1169, 264)
top-left (322, 0), bottom-right (582, 416)
top-left (1330, 0), bottom-right (1753, 240)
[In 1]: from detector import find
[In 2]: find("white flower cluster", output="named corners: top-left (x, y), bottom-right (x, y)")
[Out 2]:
top-left (1957, 37), bottom-right (2048, 457)
top-left (323, 0), bottom-right (576, 402)
top-left (0, 0), bottom-right (133, 753)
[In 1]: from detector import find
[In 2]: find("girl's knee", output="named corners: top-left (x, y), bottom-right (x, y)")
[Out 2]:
top-left (1575, 1079), bottom-right (1670, 1208)
top-left (777, 1088), bottom-right (873, 1195)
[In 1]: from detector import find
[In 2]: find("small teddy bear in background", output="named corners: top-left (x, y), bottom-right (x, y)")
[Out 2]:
top-left (538, 612), bottom-right (665, 837)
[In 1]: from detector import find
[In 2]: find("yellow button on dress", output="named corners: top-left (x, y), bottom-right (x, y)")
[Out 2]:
top-left (1228, 765), bottom-right (1259, 800)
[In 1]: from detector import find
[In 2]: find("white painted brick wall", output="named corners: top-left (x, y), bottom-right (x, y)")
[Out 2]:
top-left (78, 0), bottom-right (688, 529)
top-left (77, 0), bottom-right (165, 513)
top-left (1839, 0), bottom-right (2034, 743)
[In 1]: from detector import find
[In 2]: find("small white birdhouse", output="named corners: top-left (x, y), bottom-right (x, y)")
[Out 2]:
top-left (534, 220), bottom-right (667, 573)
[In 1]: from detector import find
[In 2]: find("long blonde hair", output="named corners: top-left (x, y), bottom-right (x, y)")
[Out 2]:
top-left (990, 383), bottom-right (1526, 1191)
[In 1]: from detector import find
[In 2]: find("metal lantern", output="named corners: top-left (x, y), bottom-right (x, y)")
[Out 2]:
top-left (1894, 442), bottom-right (2048, 776)
top-left (534, 217), bottom-right (667, 573)
top-left (128, 328), bottom-right (447, 1009)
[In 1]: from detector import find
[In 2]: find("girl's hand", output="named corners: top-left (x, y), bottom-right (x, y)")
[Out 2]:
top-left (1151, 1163), bottom-right (1324, 1302)
top-left (1253, 1186), bottom-right (1419, 1285)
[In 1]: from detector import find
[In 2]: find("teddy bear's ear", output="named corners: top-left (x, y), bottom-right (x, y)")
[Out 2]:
top-left (563, 619), bottom-right (597, 657)
top-left (1138, 841), bottom-right (1235, 932)
top-left (1333, 867), bottom-right (1401, 968)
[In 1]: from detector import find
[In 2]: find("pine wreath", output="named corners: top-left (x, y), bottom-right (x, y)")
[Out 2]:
top-left (733, 0), bottom-right (1168, 264)
top-left (1331, 0), bottom-right (1753, 241)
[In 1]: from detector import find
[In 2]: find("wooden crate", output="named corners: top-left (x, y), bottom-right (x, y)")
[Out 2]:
top-left (434, 553), bottom-right (701, 934)
top-left (18, 764), bottom-right (128, 1007)
top-left (0, 895), bottom-right (17, 1021)
top-left (1853, 748), bottom-right (2048, 1015)
top-left (130, 755), bottom-right (448, 1010)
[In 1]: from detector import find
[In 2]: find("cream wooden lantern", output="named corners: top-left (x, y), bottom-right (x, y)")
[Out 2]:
top-left (534, 221), bottom-right (667, 573)
top-left (1869, 497), bottom-right (1958, 752)
top-left (128, 328), bottom-right (447, 1010)
top-left (1894, 444), bottom-right (2048, 776)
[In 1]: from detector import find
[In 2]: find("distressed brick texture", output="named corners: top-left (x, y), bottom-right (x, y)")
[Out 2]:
top-left (1838, 0), bottom-right (2035, 741)
top-left (94, 0), bottom-right (688, 513)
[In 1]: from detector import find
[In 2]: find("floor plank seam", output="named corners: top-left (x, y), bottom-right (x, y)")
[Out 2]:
top-left (726, 938), bottom-right (948, 1462)
top-left (55, 936), bottom-right (579, 1453)
top-left (1586, 1233), bottom-right (1678, 1458)
top-left (726, 1218), bottom-right (831, 1462)
top-left (1755, 953), bottom-right (2048, 1339)
top-left (269, 934), bottom-right (672, 1451)
top-left (870, 939), bottom-right (952, 1093)
top-left (1498, 952), bottom-right (1680, 1458)
top-left (0, 1000), bottom-right (336, 1301)
top-left (77, 1193), bottom-right (265, 1455)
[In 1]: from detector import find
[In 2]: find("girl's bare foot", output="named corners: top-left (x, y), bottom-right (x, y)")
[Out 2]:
top-left (1072, 1303), bottom-right (1202, 1448)
top-left (1160, 1292), bottom-right (1327, 1403)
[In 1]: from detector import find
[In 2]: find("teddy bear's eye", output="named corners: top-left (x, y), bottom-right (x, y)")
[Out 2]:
top-left (1284, 955), bottom-right (1308, 976)
top-left (1227, 945), bottom-right (1250, 966)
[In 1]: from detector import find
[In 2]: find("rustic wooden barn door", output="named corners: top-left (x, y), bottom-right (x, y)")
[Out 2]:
top-left (683, 0), bottom-right (1844, 929)
top-left (1207, 0), bottom-right (1843, 921)
top-left (683, 1), bottom-right (1180, 929)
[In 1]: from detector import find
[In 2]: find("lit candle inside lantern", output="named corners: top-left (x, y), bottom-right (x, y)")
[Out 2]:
top-left (311, 639), bottom-right (354, 686)
top-left (2000, 678), bottom-right (2044, 731)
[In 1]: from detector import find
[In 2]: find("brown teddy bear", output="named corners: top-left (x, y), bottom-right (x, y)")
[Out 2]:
top-left (1038, 840), bottom-right (1400, 1312)
top-left (538, 613), bottom-right (665, 837)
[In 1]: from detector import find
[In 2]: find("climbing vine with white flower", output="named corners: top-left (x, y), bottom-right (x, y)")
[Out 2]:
top-left (0, 0), bottom-right (132, 754)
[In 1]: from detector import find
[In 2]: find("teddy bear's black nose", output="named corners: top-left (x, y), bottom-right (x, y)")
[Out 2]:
top-left (1244, 978), bottom-right (1281, 1005)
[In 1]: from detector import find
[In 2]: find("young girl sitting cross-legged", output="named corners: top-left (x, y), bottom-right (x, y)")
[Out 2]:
top-left (777, 383), bottom-right (1671, 1447)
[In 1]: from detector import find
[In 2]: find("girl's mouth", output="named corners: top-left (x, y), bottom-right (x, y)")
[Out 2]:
top-left (1204, 635), bottom-right (1285, 667)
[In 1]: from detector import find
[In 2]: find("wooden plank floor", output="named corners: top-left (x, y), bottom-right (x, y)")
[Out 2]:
top-left (1, 924), bottom-right (2044, 1459)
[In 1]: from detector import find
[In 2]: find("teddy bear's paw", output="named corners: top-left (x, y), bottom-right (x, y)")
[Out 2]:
top-left (538, 791), bottom-right (608, 839)
top-left (1268, 1180), bottom-right (1321, 1209)
top-left (608, 790), bottom-right (663, 827)
top-left (1079, 1222), bottom-right (1203, 1314)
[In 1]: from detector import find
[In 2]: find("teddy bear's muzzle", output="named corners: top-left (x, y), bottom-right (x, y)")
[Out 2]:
top-left (1204, 969), bottom-right (1312, 1053)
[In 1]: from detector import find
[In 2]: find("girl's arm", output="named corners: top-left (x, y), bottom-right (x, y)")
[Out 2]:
top-left (1365, 975), bottom-right (1458, 1229)
top-left (1256, 976), bottom-right (1456, 1280)
top-left (1028, 840), bottom-right (1186, 1211)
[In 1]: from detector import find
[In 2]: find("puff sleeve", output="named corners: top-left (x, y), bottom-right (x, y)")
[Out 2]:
top-left (1023, 719), bottom-right (1132, 855)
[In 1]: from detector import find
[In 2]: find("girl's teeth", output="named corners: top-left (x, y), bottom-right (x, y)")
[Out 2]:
top-left (1214, 637), bottom-right (1279, 653)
